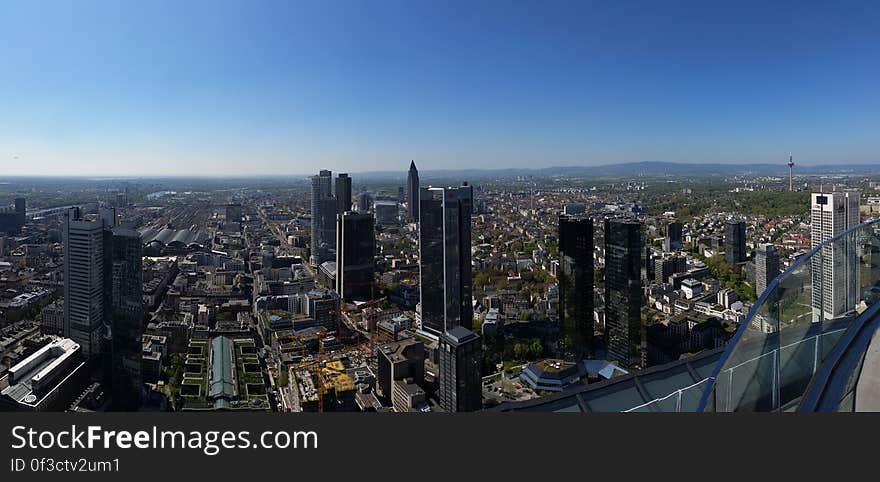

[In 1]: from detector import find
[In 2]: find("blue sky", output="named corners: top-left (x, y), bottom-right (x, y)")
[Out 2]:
top-left (1, 0), bottom-right (878, 176)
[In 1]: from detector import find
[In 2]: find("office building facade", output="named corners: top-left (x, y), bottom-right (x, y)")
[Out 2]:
top-left (357, 192), bottom-right (372, 213)
top-left (64, 207), bottom-right (111, 358)
top-left (655, 254), bottom-right (687, 285)
top-left (63, 208), bottom-right (145, 407)
top-left (310, 170), bottom-right (336, 266)
top-left (438, 326), bottom-right (481, 412)
top-left (374, 200), bottom-right (399, 225)
top-left (108, 228), bottom-right (144, 409)
top-left (604, 218), bottom-right (644, 368)
top-left (811, 191), bottom-right (861, 321)
top-left (0, 197), bottom-right (26, 234)
top-left (558, 215), bottom-right (594, 359)
top-left (335, 212), bottom-right (375, 302)
top-left (376, 339), bottom-right (425, 400)
top-left (418, 184), bottom-right (473, 336)
top-left (664, 221), bottom-right (683, 252)
top-left (725, 220), bottom-right (746, 265)
top-left (755, 243), bottom-right (780, 297)
top-left (406, 160), bottom-right (419, 221)
top-left (336, 173), bottom-right (352, 215)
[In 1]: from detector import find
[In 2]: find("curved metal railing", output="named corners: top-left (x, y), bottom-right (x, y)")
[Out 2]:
top-left (697, 217), bottom-right (880, 412)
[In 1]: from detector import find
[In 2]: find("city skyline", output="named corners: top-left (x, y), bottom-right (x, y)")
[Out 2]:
top-left (3, 153), bottom-right (880, 413)
top-left (3, 1), bottom-right (880, 176)
top-left (2, 0), bottom-right (880, 417)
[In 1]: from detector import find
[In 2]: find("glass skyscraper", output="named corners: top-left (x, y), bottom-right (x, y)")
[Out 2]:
top-left (335, 173), bottom-right (352, 215)
top-left (64, 208), bottom-right (143, 408)
top-left (336, 211), bottom-right (375, 302)
top-left (725, 220), bottom-right (746, 265)
top-left (558, 215), bottom-right (594, 359)
top-left (438, 326), bottom-right (481, 412)
top-left (418, 184), bottom-right (473, 336)
top-left (406, 160), bottom-right (419, 222)
top-left (604, 218), bottom-right (644, 368)
top-left (664, 221), bottom-right (683, 252)
top-left (310, 169), bottom-right (336, 266)
top-left (107, 227), bottom-right (144, 409)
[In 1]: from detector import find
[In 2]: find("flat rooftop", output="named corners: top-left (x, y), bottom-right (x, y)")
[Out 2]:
top-left (380, 342), bottom-right (410, 363)
top-left (1, 338), bottom-right (81, 407)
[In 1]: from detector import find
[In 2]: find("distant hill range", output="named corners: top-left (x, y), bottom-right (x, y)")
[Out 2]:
top-left (355, 160), bottom-right (879, 180)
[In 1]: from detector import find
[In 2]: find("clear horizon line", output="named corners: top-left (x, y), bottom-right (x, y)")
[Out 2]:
top-left (1, 159), bottom-right (877, 179)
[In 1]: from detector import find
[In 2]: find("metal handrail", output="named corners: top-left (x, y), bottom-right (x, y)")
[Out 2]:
top-left (798, 300), bottom-right (880, 411)
top-left (624, 378), bottom-right (709, 412)
top-left (696, 217), bottom-right (880, 412)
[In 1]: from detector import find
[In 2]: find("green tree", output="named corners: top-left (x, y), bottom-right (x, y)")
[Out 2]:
top-left (529, 338), bottom-right (543, 359)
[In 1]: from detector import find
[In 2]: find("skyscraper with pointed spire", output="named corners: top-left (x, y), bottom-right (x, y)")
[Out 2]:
top-left (406, 160), bottom-right (419, 222)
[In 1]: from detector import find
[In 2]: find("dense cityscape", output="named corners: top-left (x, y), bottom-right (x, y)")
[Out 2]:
top-left (3, 5), bottom-right (880, 482)
top-left (2, 0), bottom-right (880, 418)
top-left (1, 160), bottom-right (878, 412)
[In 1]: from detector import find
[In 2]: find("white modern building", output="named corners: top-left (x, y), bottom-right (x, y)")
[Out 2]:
top-left (63, 207), bottom-right (112, 358)
top-left (810, 191), bottom-right (860, 322)
top-left (681, 278), bottom-right (703, 299)
top-left (0, 337), bottom-right (87, 411)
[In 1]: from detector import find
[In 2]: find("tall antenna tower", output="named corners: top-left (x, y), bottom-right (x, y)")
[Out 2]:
top-left (787, 153), bottom-right (795, 192)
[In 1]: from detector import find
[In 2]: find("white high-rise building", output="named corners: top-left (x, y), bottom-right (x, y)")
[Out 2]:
top-left (63, 207), bottom-right (110, 357)
top-left (810, 191), bottom-right (860, 322)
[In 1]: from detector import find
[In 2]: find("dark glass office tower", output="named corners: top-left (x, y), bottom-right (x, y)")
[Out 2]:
top-left (558, 215), bottom-right (594, 360)
top-left (357, 192), bottom-right (373, 213)
top-left (407, 160), bottom-right (419, 221)
top-left (418, 184), bottom-right (473, 336)
top-left (438, 326), bottom-right (482, 412)
top-left (310, 170), bottom-right (336, 266)
top-left (336, 173), bottom-right (352, 214)
top-left (605, 218), bottom-right (644, 368)
top-left (107, 227), bottom-right (144, 410)
top-left (725, 220), bottom-right (746, 265)
top-left (664, 221), bottom-right (683, 252)
top-left (0, 197), bottom-right (26, 234)
top-left (336, 212), bottom-right (375, 302)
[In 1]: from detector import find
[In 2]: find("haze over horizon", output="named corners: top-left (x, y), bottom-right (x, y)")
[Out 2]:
top-left (2, 0), bottom-right (879, 176)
